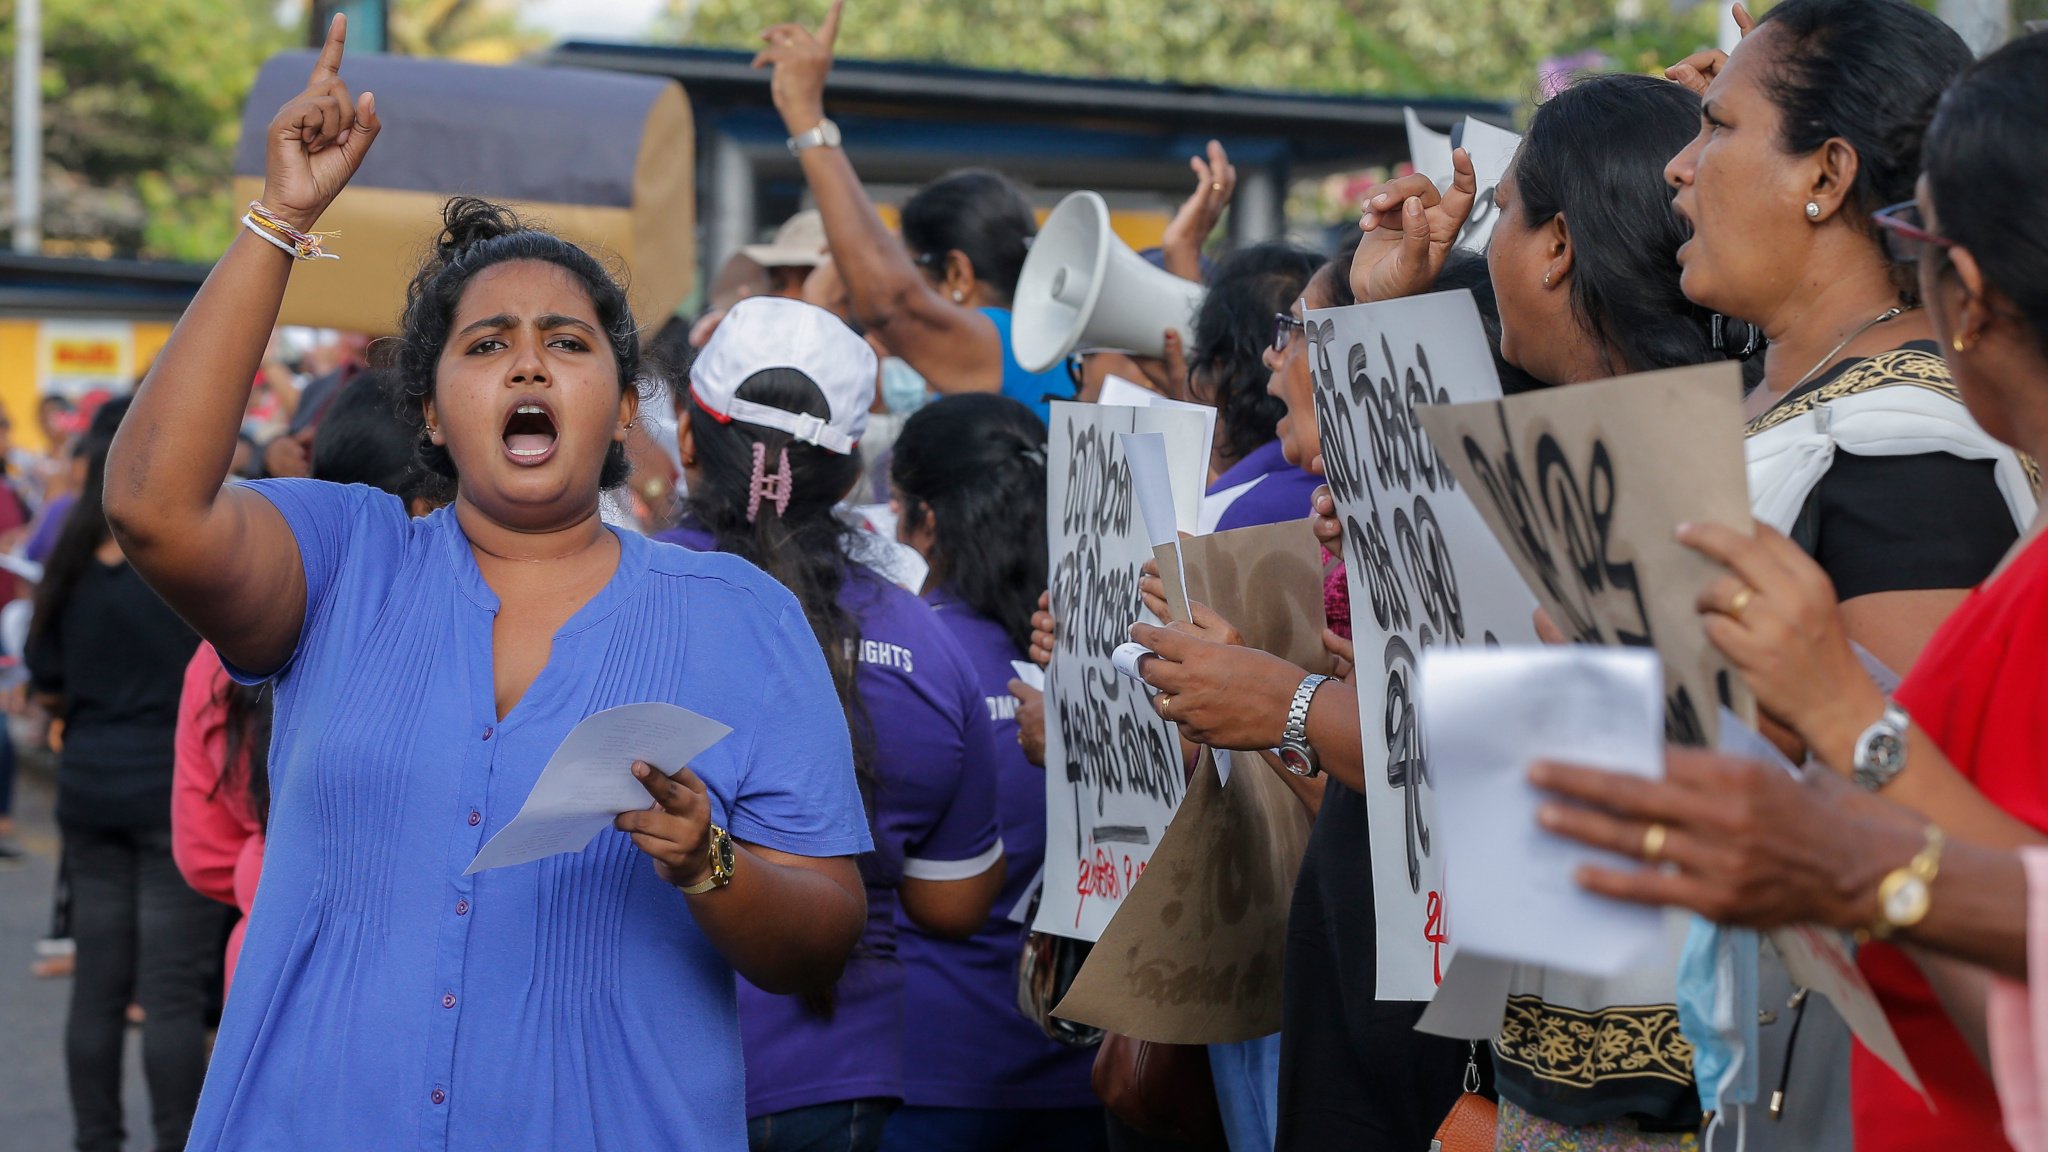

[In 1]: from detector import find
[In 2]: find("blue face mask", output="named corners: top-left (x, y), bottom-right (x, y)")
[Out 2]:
top-left (1676, 916), bottom-right (1761, 1123)
top-left (880, 358), bottom-right (931, 415)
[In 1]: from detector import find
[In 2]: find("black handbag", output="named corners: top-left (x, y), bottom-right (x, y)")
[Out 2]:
top-left (1014, 885), bottom-right (1103, 1049)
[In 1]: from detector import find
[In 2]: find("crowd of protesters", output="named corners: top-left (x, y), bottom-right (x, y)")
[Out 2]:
top-left (11, 2), bottom-right (2048, 1151)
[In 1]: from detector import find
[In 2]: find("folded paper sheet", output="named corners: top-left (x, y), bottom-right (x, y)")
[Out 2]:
top-left (1054, 518), bottom-right (1329, 1042)
top-left (466, 703), bottom-right (732, 875)
top-left (1420, 647), bottom-right (1670, 977)
top-left (1414, 363), bottom-right (1757, 747)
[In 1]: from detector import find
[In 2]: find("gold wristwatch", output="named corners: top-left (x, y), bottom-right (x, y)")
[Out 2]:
top-left (680, 824), bottom-right (736, 895)
top-left (1869, 825), bottom-right (1944, 940)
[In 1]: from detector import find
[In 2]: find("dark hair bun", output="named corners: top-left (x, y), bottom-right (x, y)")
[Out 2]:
top-left (435, 196), bottom-right (525, 261)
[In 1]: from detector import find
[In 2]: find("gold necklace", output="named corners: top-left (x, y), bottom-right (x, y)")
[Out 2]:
top-left (1785, 305), bottom-right (1917, 394)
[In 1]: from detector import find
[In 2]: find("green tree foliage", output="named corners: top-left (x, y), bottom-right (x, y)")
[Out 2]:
top-left (0, 0), bottom-right (288, 260)
top-left (0, 0), bottom-right (534, 262)
top-left (663, 0), bottom-right (1727, 101)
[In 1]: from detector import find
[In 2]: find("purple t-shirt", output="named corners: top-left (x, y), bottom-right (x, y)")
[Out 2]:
top-left (25, 491), bottom-right (76, 564)
top-left (1209, 439), bottom-right (1320, 534)
top-left (656, 523), bottom-right (1003, 1118)
top-left (898, 588), bottom-right (1099, 1110)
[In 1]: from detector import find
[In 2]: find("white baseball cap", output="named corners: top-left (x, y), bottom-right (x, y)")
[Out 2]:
top-left (689, 296), bottom-right (875, 455)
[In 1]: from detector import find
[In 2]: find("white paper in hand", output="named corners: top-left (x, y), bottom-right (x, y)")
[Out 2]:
top-left (1421, 646), bottom-right (1667, 977)
top-left (465, 703), bottom-right (733, 875)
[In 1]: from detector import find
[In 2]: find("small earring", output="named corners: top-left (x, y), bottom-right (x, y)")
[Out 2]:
top-left (1542, 273), bottom-right (1552, 287)
top-left (951, 290), bottom-right (966, 303)
top-left (1953, 332), bottom-right (1970, 353)
top-left (1805, 201), bottom-right (1821, 220)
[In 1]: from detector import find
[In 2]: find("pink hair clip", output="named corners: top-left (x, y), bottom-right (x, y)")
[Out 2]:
top-left (746, 442), bottom-right (794, 523)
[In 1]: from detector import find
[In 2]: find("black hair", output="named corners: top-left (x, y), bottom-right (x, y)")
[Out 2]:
top-left (1516, 72), bottom-right (1721, 377)
top-left (394, 197), bottom-right (642, 489)
top-left (889, 394), bottom-right (1047, 653)
top-left (899, 169), bottom-right (1037, 306)
top-left (1188, 242), bottom-right (1321, 465)
top-left (1435, 251), bottom-right (1550, 396)
top-left (311, 370), bottom-right (425, 499)
top-left (1753, 0), bottom-right (1972, 294)
top-left (683, 369), bottom-right (872, 777)
top-left (1318, 228), bottom-right (1364, 310)
top-left (1924, 32), bottom-right (2048, 356)
top-left (32, 397), bottom-right (129, 645)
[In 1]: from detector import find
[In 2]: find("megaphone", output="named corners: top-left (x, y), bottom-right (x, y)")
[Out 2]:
top-left (1011, 191), bottom-right (1207, 375)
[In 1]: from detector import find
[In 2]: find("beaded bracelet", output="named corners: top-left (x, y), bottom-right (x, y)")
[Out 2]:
top-left (241, 201), bottom-right (340, 261)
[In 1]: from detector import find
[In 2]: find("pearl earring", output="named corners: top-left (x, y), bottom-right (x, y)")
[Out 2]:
top-left (951, 290), bottom-right (966, 303)
top-left (1805, 201), bottom-right (1821, 220)
top-left (1953, 333), bottom-right (1970, 353)
top-left (1543, 274), bottom-right (1552, 287)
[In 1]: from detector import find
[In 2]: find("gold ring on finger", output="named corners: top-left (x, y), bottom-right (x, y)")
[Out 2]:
top-left (1156, 693), bottom-right (1173, 718)
top-left (1728, 585), bottom-right (1755, 623)
top-left (1641, 822), bottom-right (1668, 864)
top-left (1211, 183), bottom-right (1224, 192)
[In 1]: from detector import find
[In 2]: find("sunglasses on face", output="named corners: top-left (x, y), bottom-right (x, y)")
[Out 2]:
top-left (1872, 201), bottom-right (1956, 265)
top-left (1273, 312), bottom-right (1307, 354)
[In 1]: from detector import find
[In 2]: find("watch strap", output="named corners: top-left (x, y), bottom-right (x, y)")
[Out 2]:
top-left (787, 118), bottom-right (841, 155)
top-left (1285, 674), bottom-right (1331, 744)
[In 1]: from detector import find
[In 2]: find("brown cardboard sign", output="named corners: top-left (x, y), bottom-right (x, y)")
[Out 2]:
top-left (1414, 363), bottom-right (1758, 743)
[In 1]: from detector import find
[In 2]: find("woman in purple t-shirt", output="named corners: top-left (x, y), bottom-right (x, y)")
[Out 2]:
top-left (660, 298), bottom-right (1010, 1152)
top-left (885, 393), bottom-right (1108, 1151)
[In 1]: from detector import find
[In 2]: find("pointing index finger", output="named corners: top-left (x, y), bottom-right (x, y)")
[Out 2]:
top-left (819, 0), bottom-right (845, 49)
top-left (311, 13), bottom-right (347, 83)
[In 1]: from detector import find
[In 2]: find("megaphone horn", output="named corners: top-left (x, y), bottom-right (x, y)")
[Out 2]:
top-left (1011, 191), bottom-right (1208, 375)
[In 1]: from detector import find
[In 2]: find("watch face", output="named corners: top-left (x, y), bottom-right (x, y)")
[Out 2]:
top-left (713, 830), bottom-right (736, 880)
top-left (1868, 731), bottom-right (1905, 770)
top-left (1881, 874), bottom-right (1930, 927)
top-left (1278, 746), bottom-right (1313, 776)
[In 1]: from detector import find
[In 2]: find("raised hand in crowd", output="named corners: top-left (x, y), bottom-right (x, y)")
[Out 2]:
top-left (1663, 3), bottom-right (1756, 94)
top-left (753, 0), bottom-right (841, 134)
top-left (1161, 139), bottom-right (1237, 283)
top-left (1350, 146), bottom-right (1477, 304)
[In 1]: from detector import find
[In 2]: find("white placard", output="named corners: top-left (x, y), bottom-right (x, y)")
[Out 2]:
top-left (1098, 376), bottom-right (1217, 480)
top-left (1307, 291), bottom-right (1539, 999)
top-left (1035, 400), bottom-right (1207, 941)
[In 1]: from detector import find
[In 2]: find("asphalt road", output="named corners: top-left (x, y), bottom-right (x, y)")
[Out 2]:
top-left (2, 763), bottom-right (155, 1152)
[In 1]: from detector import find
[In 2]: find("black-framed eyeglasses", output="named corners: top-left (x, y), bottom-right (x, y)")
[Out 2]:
top-left (1872, 201), bottom-right (1955, 265)
top-left (1272, 312), bottom-right (1307, 354)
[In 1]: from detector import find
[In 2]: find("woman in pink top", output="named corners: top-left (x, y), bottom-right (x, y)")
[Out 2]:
top-left (171, 645), bottom-right (267, 993)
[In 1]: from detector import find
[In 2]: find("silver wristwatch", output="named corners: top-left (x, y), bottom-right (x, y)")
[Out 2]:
top-left (1276, 674), bottom-right (1331, 778)
top-left (787, 118), bottom-right (842, 155)
top-left (1852, 700), bottom-right (1911, 792)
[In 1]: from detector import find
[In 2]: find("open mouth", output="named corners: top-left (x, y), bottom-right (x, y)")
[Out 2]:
top-left (503, 402), bottom-right (559, 462)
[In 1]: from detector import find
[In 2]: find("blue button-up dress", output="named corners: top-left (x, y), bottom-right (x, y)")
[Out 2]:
top-left (184, 480), bottom-right (871, 1151)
